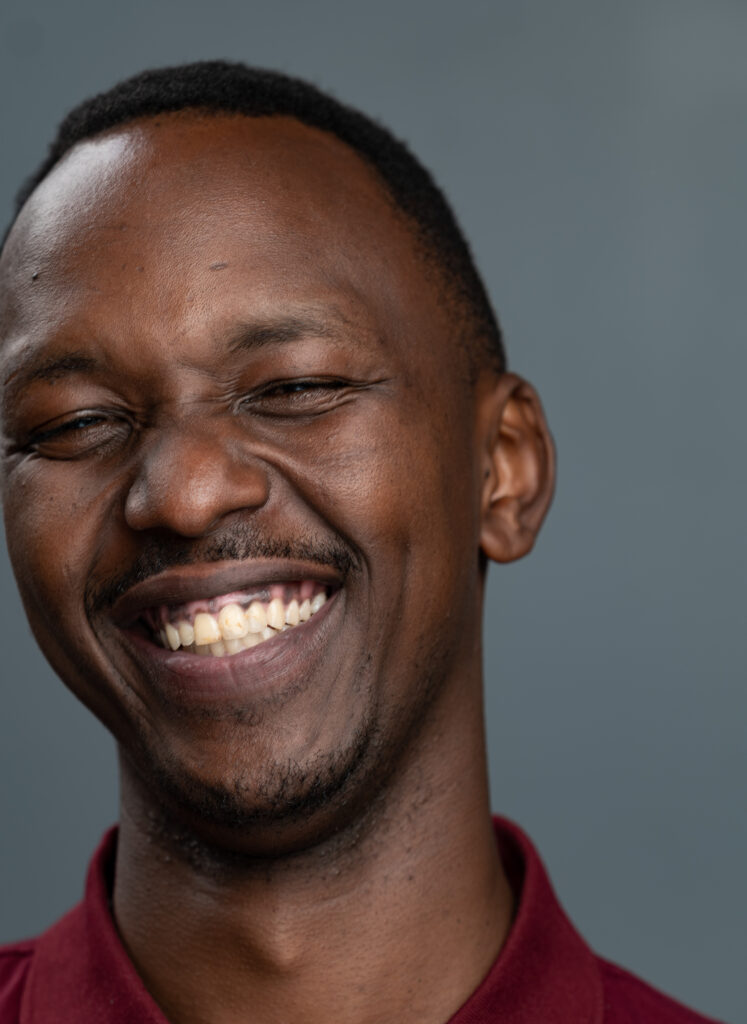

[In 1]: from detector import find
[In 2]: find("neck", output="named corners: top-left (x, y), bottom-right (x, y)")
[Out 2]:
top-left (113, 686), bottom-right (513, 1024)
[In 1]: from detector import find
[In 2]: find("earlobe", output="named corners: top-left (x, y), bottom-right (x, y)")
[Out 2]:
top-left (478, 372), bottom-right (555, 564)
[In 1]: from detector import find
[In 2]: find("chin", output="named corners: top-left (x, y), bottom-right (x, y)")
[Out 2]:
top-left (119, 709), bottom-right (387, 865)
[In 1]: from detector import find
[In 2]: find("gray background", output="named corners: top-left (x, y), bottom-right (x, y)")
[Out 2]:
top-left (0, 1), bottom-right (744, 1020)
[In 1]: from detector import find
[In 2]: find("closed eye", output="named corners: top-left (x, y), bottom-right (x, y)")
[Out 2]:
top-left (25, 411), bottom-right (132, 459)
top-left (239, 378), bottom-right (357, 416)
top-left (31, 414), bottom-right (107, 444)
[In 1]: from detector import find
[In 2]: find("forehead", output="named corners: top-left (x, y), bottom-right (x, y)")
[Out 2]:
top-left (0, 113), bottom-right (453, 384)
top-left (8, 112), bottom-right (408, 255)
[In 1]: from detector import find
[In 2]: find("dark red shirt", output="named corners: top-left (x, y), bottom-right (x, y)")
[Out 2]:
top-left (0, 818), bottom-right (725, 1022)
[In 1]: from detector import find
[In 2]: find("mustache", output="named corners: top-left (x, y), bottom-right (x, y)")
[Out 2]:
top-left (86, 527), bottom-right (359, 615)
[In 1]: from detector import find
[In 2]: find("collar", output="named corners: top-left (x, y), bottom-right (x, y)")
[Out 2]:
top-left (22, 818), bottom-right (603, 1023)
top-left (448, 818), bottom-right (603, 1022)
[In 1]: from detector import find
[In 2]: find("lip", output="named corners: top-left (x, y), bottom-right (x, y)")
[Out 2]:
top-left (110, 559), bottom-right (344, 627)
top-left (117, 586), bottom-right (342, 707)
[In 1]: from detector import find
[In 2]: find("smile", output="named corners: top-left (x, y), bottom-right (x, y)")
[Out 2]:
top-left (141, 581), bottom-right (330, 658)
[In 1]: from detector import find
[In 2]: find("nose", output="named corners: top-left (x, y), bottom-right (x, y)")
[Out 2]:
top-left (124, 423), bottom-right (270, 537)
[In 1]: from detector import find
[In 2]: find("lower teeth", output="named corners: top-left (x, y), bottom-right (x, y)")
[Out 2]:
top-left (187, 630), bottom-right (277, 659)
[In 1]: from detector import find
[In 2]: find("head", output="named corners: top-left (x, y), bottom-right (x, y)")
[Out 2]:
top-left (0, 63), bottom-right (554, 860)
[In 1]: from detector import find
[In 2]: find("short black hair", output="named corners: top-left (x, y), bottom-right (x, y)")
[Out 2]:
top-left (5, 61), bottom-right (505, 371)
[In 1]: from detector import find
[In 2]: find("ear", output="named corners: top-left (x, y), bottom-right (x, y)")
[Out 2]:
top-left (477, 372), bottom-right (555, 563)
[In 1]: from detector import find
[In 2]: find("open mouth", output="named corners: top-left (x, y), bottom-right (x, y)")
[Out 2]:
top-left (139, 580), bottom-right (331, 659)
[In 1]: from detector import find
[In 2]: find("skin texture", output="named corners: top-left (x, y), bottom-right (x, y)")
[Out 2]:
top-left (0, 113), bottom-right (555, 1024)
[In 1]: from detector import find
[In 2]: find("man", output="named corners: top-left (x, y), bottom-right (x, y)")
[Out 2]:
top-left (0, 62), bottom-right (725, 1023)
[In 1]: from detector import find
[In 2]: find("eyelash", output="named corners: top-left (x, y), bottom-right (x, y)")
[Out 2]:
top-left (30, 414), bottom-right (107, 445)
top-left (240, 378), bottom-right (351, 408)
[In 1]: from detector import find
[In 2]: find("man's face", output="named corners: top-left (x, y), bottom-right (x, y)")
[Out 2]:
top-left (0, 114), bottom-right (492, 851)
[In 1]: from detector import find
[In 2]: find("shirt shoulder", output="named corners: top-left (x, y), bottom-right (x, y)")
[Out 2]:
top-left (0, 941), bottom-right (35, 1024)
top-left (599, 958), bottom-right (727, 1024)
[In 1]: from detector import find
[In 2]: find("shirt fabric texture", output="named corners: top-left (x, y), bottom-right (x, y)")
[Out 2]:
top-left (0, 818), bottom-right (725, 1023)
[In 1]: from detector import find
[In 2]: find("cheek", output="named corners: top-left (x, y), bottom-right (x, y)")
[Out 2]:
top-left (284, 409), bottom-right (430, 554)
top-left (2, 459), bottom-right (141, 735)
top-left (286, 397), bottom-right (479, 605)
top-left (3, 459), bottom-right (113, 639)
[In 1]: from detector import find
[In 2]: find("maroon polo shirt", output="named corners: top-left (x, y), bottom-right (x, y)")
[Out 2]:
top-left (0, 818), bottom-right (725, 1023)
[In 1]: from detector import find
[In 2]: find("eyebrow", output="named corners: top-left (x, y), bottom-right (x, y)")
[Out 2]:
top-left (224, 315), bottom-right (339, 354)
top-left (3, 352), bottom-right (100, 405)
top-left (2, 315), bottom-right (347, 407)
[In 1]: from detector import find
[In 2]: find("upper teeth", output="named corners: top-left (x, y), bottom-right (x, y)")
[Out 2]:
top-left (156, 591), bottom-right (328, 657)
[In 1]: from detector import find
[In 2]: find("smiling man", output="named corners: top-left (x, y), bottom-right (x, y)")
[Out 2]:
top-left (0, 63), bottom-right (724, 1024)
